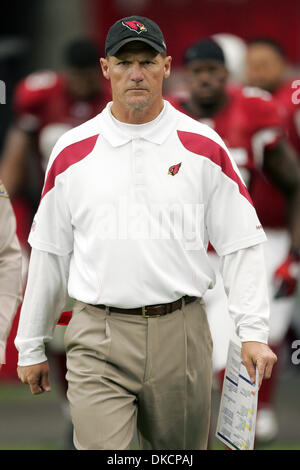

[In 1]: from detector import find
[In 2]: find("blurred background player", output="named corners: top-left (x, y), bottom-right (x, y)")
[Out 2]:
top-left (169, 37), bottom-right (300, 444)
top-left (246, 38), bottom-right (300, 232)
top-left (212, 33), bottom-right (247, 85)
top-left (0, 38), bottom-right (108, 265)
top-left (246, 37), bottom-right (300, 441)
top-left (0, 37), bottom-right (109, 449)
top-left (246, 37), bottom-right (300, 152)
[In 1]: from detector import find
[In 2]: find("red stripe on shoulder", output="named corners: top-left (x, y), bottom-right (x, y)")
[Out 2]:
top-left (41, 134), bottom-right (99, 200)
top-left (177, 130), bottom-right (253, 206)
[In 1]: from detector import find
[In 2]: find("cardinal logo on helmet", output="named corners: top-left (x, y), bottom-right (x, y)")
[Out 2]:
top-left (122, 20), bottom-right (147, 34)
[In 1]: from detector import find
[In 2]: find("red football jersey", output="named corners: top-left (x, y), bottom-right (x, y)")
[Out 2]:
top-left (273, 79), bottom-right (300, 154)
top-left (13, 70), bottom-right (110, 176)
top-left (247, 80), bottom-right (300, 228)
top-left (169, 86), bottom-right (285, 227)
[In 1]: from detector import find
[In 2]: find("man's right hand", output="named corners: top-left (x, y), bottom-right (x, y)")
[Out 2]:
top-left (17, 361), bottom-right (51, 395)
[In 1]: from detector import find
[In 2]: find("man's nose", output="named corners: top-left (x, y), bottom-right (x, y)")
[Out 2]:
top-left (198, 71), bottom-right (212, 83)
top-left (129, 64), bottom-right (144, 82)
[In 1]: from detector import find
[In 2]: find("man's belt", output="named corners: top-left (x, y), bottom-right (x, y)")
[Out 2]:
top-left (93, 295), bottom-right (197, 318)
top-left (57, 296), bottom-right (197, 325)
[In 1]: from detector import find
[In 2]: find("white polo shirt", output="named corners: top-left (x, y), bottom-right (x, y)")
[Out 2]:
top-left (28, 100), bottom-right (266, 308)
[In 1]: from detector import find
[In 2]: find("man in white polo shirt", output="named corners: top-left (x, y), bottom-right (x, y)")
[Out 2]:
top-left (15, 16), bottom-right (277, 450)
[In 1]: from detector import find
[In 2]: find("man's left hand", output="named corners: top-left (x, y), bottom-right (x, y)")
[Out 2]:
top-left (241, 341), bottom-right (277, 389)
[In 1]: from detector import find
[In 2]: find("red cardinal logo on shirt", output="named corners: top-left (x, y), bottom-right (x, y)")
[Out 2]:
top-left (122, 20), bottom-right (147, 34)
top-left (168, 162), bottom-right (182, 176)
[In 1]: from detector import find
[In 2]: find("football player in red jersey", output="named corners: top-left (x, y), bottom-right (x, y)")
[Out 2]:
top-left (170, 38), bottom-right (300, 445)
top-left (0, 39), bottom-right (109, 266)
top-left (1, 38), bottom-right (109, 202)
top-left (245, 37), bottom-right (300, 441)
top-left (0, 38), bottom-right (109, 449)
top-left (246, 37), bottom-right (300, 230)
top-left (246, 37), bottom-right (300, 152)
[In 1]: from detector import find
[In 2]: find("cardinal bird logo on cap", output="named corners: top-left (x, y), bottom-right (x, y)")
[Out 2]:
top-left (168, 162), bottom-right (182, 176)
top-left (122, 20), bottom-right (147, 34)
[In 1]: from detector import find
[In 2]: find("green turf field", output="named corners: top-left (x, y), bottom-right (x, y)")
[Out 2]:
top-left (0, 377), bottom-right (299, 450)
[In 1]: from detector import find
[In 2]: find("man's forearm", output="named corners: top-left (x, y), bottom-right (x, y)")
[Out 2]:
top-left (0, 296), bottom-right (21, 363)
top-left (220, 244), bottom-right (270, 344)
top-left (0, 253), bottom-right (23, 346)
top-left (15, 248), bottom-right (70, 366)
top-left (0, 195), bottom-right (23, 359)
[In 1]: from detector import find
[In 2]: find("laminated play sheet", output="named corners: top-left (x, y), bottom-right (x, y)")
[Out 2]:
top-left (216, 340), bottom-right (259, 450)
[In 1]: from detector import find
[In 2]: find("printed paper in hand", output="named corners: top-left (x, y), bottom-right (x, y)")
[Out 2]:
top-left (215, 340), bottom-right (259, 450)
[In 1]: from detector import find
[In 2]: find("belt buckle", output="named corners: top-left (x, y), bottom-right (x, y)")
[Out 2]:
top-left (142, 306), bottom-right (150, 318)
top-left (142, 306), bottom-right (160, 318)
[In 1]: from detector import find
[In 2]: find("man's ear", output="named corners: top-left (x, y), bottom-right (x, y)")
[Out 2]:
top-left (164, 56), bottom-right (172, 79)
top-left (100, 57), bottom-right (110, 80)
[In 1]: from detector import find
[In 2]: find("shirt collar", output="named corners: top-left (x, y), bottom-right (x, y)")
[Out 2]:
top-left (98, 100), bottom-right (179, 147)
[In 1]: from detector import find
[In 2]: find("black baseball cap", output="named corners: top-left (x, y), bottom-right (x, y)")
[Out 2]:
top-left (105, 16), bottom-right (167, 57)
top-left (64, 39), bottom-right (100, 68)
top-left (183, 38), bottom-right (225, 65)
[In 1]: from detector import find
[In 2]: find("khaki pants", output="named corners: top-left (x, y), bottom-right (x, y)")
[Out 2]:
top-left (64, 297), bottom-right (213, 450)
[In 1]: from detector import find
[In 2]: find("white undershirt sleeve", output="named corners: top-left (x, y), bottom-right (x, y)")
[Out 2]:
top-left (15, 248), bottom-right (71, 366)
top-left (220, 244), bottom-right (270, 344)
